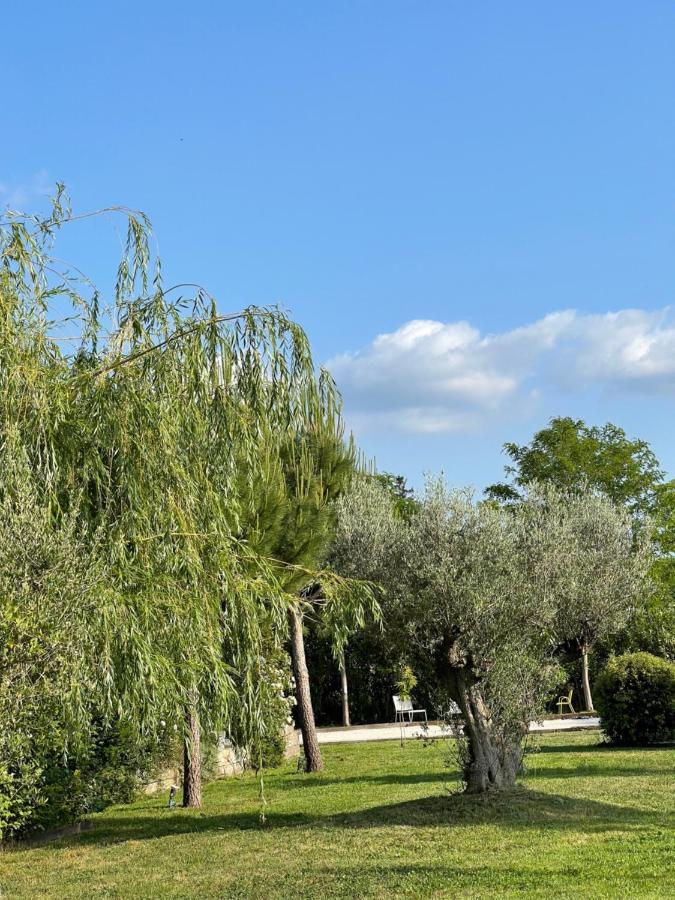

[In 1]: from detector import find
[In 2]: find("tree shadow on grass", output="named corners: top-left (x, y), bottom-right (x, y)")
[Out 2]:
top-left (308, 859), bottom-right (668, 896)
top-left (523, 764), bottom-right (675, 779)
top-left (280, 764), bottom-right (673, 788)
top-left (274, 771), bottom-right (460, 790)
top-left (531, 741), bottom-right (674, 755)
top-left (22, 786), bottom-right (669, 850)
top-left (324, 788), bottom-right (670, 832)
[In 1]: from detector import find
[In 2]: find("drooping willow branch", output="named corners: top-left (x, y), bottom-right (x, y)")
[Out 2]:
top-left (84, 309), bottom-right (292, 378)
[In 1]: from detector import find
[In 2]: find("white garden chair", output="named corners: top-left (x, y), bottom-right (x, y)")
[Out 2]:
top-left (392, 694), bottom-right (427, 724)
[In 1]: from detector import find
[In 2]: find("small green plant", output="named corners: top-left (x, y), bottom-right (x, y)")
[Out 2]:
top-left (395, 665), bottom-right (417, 701)
top-left (595, 652), bottom-right (675, 745)
top-left (0, 762), bottom-right (44, 841)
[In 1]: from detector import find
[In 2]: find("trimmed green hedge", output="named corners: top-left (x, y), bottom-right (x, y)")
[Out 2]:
top-left (595, 652), bottom-right (675, 745)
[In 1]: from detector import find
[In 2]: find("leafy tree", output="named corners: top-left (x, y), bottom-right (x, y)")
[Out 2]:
top-left (396, 483), bottom-right (559, 792)
top-left (486, 416), bottom-right (665, 703)
top-left (485, 417), bottom-right (663, 516)
top-left (552, 492), bottom-right (652, 710)
top-left (0, 187), bottom-right (352, 822)
top-left (599, 481), bottom-right (675, 665)
top-left (639, 480), bottom-right (675, 659)
top-left (328, 477), bottom-right (402, 724)
top-left (334, 479), bottom-right (647, 792)
top-left (313, 474), bottom-right (425, 728)
top-left (373, 472), bottom-right (418, 521)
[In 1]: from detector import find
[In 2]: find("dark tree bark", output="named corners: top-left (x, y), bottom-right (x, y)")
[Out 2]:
top-left (289, 604), bottom-right (323, 772)
top-left (339, 649), bottom-right (350, 728)
top-left (182, 698), bottom-right (202, 808)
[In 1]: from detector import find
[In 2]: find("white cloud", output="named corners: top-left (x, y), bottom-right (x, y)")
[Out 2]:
top-left (327, 308), bottom-right (675, 434)
top-left (0, 170), bottom-right (51, 210)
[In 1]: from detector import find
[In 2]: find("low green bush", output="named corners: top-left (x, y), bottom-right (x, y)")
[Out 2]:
top-left (0, 722), bottom-right (177, 841)
top-left (0, 762), bottom-right (44, 841)
top-left (249, 728), bottom-right (287, 771)
top-left (595, 652), bottom-right (675, 745)
top-left (228, 648), bottom-right (295, 772)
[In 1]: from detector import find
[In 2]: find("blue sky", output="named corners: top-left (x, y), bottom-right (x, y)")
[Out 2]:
top-left (4, 3), bottom-right (675, 490)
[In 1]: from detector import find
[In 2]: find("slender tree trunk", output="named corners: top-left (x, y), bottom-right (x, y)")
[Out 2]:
top-left (581, 643), bottom-right (594, 711)
top-left (339, 650), bottom-right (350, 728)
top-left (182, 698), bottom-right (202, 808)
top-left (288, 605), bottom-right (323, 772)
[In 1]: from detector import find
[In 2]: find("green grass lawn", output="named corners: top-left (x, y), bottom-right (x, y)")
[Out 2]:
top-left (1, 731), bottom-right (674, 899)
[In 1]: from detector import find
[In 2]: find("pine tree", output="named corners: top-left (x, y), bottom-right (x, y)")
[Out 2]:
top-left (236, 423), bottom-right (359, 771)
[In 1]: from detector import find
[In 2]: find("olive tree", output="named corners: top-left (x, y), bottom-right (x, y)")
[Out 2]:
top-left (394, 484), bottom-right (554, 791)
top-left (552, 492), bottom-right (652, 710)
top-left (399, 483), bottom-right (649, 791)
top-left (333, 477), bottom-right (648, 793)
top-left (329, 477), bottom-right (400, 725)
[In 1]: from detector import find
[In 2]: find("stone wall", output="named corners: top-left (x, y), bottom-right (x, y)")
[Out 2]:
top-left (143, 726), bottom-right (300, 795)
top-left (283, 724), bottom-right (300, 759)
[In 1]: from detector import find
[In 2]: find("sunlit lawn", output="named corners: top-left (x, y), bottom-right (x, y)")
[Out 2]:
top-left (1, 731), bottom-right (673, 898)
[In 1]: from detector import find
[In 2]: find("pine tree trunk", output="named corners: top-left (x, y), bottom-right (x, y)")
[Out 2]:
top-left (339, 650), bottom-right (350, 728)
top-left (289, 605), bottom-right (323, 772)
top-left (581, 643), bottom-right (594, 711)
top-left (182, 699), bottom-right (202, 808)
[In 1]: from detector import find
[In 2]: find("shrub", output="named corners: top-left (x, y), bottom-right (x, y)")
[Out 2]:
top-left (229, 648), bottom-right (295, 771)
top-left (595, 652), bottom-right (675, 745)
top-left (0, 721), bottom-right (177, 841)
top-left (0, 763), bottom-right (44, 841)
top-left (249, 727), bottom-right (287, 771)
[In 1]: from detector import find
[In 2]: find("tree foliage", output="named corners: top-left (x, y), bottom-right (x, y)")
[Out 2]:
top-left (0, 187), bottom-right (362, 831)
top-left (331, 477), bottom-right (649, 792)
top-left (485, 417), bottom-right (663, 516)
top-left (552, 488), bottom-right (652, 710)
top-left (485, 416), bottom-right (672, 704)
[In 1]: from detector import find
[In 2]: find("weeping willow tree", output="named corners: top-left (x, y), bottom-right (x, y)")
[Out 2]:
top-left (0, 187), bottom-right (355, 823)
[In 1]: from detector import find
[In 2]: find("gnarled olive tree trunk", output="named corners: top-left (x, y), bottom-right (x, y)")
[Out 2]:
top-left (442, 642), bottom-right (524, 793)
top-left (289, 605), bottom-right (323, 772)
top-left (456, 678), bottom-right (523, 793)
